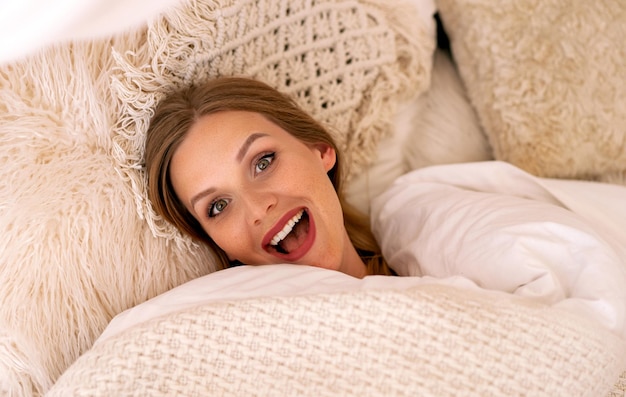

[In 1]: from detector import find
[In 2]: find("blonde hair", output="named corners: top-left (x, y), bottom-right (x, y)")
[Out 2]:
top-left (144, 77), bottom-right (392, 275)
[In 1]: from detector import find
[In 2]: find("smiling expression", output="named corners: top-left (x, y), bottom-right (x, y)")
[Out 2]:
top-left (169, 110), bottom-right (366, 278)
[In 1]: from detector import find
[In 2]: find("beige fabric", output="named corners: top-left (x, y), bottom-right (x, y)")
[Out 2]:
top-left (110, 0), bottom-right (434, 242)
top-left (0, 0), bottom-right (433, 394)
top-left (0, 37), bottom-right (219, 396)
top-left (436, 0), bottom-right (626, 184)
top-left (48, 285), bottom-right (626, 396)
top-left (608, 371), bottom-right (626, 397)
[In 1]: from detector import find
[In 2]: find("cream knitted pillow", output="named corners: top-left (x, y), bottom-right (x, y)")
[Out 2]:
top-left (111, 0), bottom-right (435, 242)
top-left (436, 0), bottom-right (626, 183)
top-left (48, 283), bottom-right (626, 396)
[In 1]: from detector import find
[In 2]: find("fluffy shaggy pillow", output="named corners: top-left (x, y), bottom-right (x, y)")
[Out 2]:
top-left (436, 0), bottom-right (626, 183)
top-left (0, 0), bottom-right (434, 394)
top-left (0, 40), bottom-right (218, 395)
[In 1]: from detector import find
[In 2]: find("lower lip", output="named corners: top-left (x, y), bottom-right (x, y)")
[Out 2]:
top-left (267, 209), bottom-right (316, 262)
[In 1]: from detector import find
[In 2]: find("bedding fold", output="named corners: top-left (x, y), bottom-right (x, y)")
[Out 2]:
top-left (371, 161), bottom-right (626, 338)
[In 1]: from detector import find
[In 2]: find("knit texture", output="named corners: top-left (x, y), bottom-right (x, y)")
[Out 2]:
top-left (48, 285), bottom-right (626, 397)
top-left (437, 0), bottom-right (626, 184)
top-left (110, 0), bottom-right (434, 242)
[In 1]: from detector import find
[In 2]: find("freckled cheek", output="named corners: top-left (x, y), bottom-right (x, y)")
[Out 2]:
top-left (286, 166), bottom-right (333, 194)
top-left (207, 220), bottom-right (254, 258)
top-left (205, 225), bottom-right (242, 256)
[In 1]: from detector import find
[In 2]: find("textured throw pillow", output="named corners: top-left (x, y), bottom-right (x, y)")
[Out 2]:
top-left (436, 0), bottom-right (626, 183)
top-left (49, 277), bottom-right (626, 397)
top-left (0, 39), bottom-right (218, 395)
top-left (111, 0), bottom-right (435, 242)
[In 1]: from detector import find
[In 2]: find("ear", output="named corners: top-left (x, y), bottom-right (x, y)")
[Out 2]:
top-left (312, 142), bottom-right (337, 172)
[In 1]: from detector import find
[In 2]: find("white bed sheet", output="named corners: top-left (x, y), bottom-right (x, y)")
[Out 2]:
top-left (372, 161), bottom-right (626, 338)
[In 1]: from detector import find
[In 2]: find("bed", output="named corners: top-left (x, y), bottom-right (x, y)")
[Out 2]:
top-left (1, 0), bottom-right (625, 395)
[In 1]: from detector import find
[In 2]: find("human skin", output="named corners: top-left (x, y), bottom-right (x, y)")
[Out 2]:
top-left (169, 110), bottom-right (367, 278)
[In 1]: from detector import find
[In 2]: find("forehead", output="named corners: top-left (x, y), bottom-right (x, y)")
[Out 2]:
top-left (171, 110), bottom-right (270, 169)
top-left (187, 111), bottom-right (277, 144)
top-left (168, 111), bottom-right (291, 205)
top-left (175, 110), bottom-right (292, 165)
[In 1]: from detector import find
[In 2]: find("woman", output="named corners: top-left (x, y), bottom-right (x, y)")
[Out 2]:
top-left (145, 76), bottom-right (394, 277)
top-left (144, 76), bottom-right (626, 338)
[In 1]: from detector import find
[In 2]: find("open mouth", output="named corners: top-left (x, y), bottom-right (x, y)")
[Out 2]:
top-left (266, 209), bottom-right (311, 257)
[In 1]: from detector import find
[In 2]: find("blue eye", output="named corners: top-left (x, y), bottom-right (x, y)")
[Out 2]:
top-left (208, 198), bottom-right (229, 218)
top-left (255, 153), bottom-right (275, 174)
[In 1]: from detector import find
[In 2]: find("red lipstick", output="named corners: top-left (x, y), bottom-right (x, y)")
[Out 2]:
top-left (262, 207), bottom-right (316, 262)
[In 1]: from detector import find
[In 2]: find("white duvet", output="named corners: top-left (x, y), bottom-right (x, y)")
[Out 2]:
top-left (372, 161), bottom-right (626, 338)
top-left (99, 161), bottom-right (626, 342)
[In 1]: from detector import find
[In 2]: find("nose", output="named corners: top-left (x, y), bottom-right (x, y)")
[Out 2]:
top-left (242, 190), bottom-right (276, 226)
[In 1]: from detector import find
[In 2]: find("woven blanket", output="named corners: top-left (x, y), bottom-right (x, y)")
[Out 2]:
top-left (48, 285), bottom-right (626, 396)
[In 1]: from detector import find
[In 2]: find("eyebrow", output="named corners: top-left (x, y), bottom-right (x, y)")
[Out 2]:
top-left (189, 132), bottom-right (269, 211)
top-left (236, 132), bottom-right (268, 162)
top-left (190, 186), bottom-right (216, 212)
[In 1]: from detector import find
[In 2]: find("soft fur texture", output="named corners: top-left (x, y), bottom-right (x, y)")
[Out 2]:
top-left (0, 31), bottom-right (218, 397)
top-left (0, 0), bottom-right (435, 394)
top-left (436, 0), bottom-right (626, 184)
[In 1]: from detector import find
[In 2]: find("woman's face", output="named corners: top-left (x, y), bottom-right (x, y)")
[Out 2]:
top-left (169, 110), bottom-right (366, 278)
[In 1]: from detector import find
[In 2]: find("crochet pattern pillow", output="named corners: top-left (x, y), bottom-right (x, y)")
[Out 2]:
top-left (437, 0), bottom-right (626, 183)
top-left (111, 0), bottom-right (435, 242)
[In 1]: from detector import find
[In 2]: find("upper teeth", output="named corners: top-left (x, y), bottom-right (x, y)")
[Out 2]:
top-left (270, 210), bottom-right (304, 246)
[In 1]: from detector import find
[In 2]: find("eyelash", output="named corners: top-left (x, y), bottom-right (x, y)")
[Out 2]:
top-left (254, 152), bottom-right (275, 174)
top-left (207, 152), bottom-right (276, 218)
